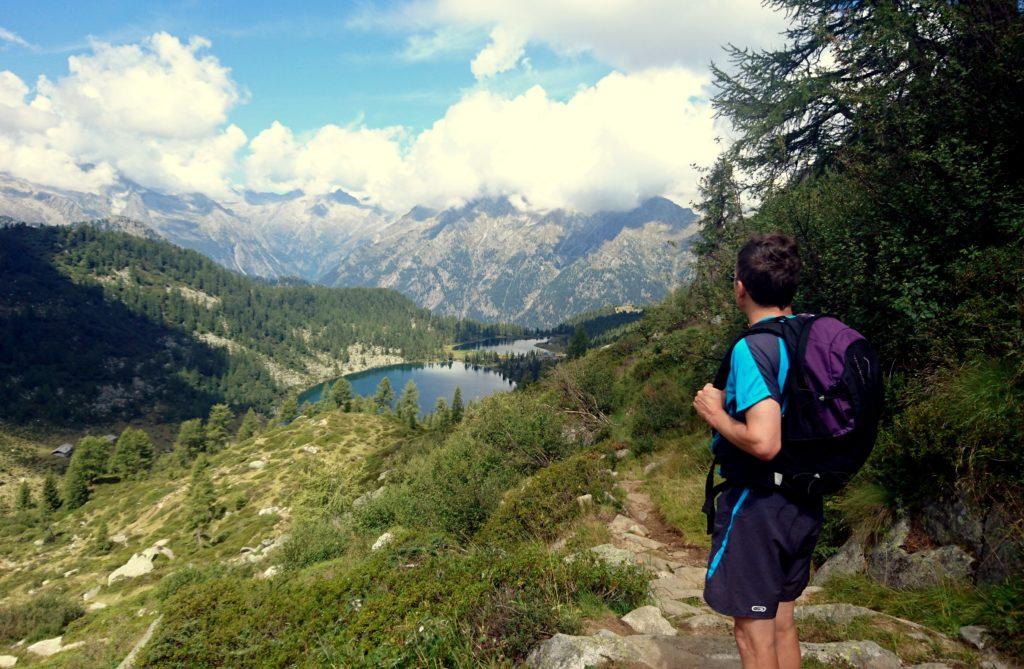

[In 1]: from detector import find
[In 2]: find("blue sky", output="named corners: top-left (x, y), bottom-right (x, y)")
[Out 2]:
top-left (0, 0), bottom-right (610, 135)
top-left (0, 1), bottom-right (785, 211)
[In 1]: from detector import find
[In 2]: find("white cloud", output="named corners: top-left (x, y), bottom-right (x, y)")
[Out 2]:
top-left (245, 121), bottom-right (405, 199)
top-left (400, 25), bottom-right (482, 61)
top-left (414, 0), bottom-right (785, 75)
top-left (470, 26), bottom-right (526, 78)
top-left (0, 33), bottom-right (245, 196)
top-left (0, 26), bottom-right (33, 49)
top-left (245, 68), bottom-right (721, 214)
top-left (388, 67), bottom-right (721, 212)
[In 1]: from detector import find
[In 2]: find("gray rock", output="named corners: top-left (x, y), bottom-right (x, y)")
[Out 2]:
top-left (812, 537), bottom-right (866, 586)
top-left (352, 486), bottom-right (386, 509)
top-left (800, 640), bottom-right (901, 669)
top-left (654, 597), bottom-right (703, 618)
top-left (680, 614), bottom-right (732, 633)
top-left (794, 603), bottom-right (878, 625)
top-left (247, 460), bottom-right (266, 470)
top-left (869, 518), bottom-right (975, 588)
top-left (977, 504), bottom-right (1024, 585)
top-left (371, 531), bottom-right (395, 551)
top-left (0, 655), bottom-right (16, 668)
top-left (622, 533), bottom-right (665, 551)
top-left (586, 544), bottom-right (636, 567)
top-left (614, 448), bottom-right (630, 460)
top-left (575, 494), bottom-right (592, 508)
top-left (608, 514), bottom-right (648, 537)
top-left (959, 625), bottom-right (990, 650)
top-left (26, 636), bottom-right (84, 657)
top-left (525, 632), bottom-right (740, 668)
top-left (923, 496), bottom-right (984, 554)
top-left (621, 606), bottom-right (676, 635)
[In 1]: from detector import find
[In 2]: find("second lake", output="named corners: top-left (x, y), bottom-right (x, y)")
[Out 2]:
top-left (298, 361), bottom-right (515, 417)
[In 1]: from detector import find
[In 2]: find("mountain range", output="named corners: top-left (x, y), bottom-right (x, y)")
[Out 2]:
top-left (0, 172), bottom-right (699, 327)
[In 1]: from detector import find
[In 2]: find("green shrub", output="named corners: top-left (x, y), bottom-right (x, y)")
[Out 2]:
top-left (398, 434), bottom-right (520, 539)
top-left (154, 564), bottom-right (229, 602)
top-left (476, 454), bottom-right (613, 545)
top-left (870, 359), bottom-right (1024, 505)
top-left (0, 593), bottom-right (84, 643)
top-left (631, 374), bottom-right (688, 443)
top-left (142, 539), bottom-right (647, 668)
top-left (463, 392), bottom-right (569, 469)
top-left (280, 515), bottom-right (355, 570)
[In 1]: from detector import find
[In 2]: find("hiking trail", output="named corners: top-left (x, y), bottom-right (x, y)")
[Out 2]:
top-left (527, 461), bottom-right (1011, 669)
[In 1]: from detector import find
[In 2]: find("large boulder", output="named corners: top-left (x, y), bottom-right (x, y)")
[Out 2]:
top-left (868, 518), bottom-right (974, 588)
top-left (812, 537), bottom-right (866, 586)
top-left (108, 542), bottom-right (174, 585)
top-left (0, 655), bottom-right (17, 667)
top-left (26, 636), bottom-right (84, 657)
top-left (922, 494), bottom-right (1023, 584)
top-left (800, 641), bottom-right (901, 669)
top-left (586, 544), bottom-right (636, 567)
top-left (525, 632), bottom-right (740, 668)
top-left (621, 606), bottom-right (676, 635)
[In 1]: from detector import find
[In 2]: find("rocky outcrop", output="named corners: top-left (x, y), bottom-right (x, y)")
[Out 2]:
top-left (812, 537), bottom-right (867, 585)
top-left (525, 632), bottom-right (740, 669)
top-left (868, 518), bottom-right (974, 588)
top-left (621, 606), bottom-right (676, 635)
top-left (923, 495), bottom-right (1023, 584)
top-left (800, 640), bottom-right (901, 669)
top-left (108, 542), bottom-right (174, 585)
top-left (27, 636), bottom-right (84, 657)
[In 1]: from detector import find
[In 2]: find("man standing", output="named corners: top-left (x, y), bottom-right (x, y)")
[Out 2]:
top-left (692, 233), bottom-right (821, 669)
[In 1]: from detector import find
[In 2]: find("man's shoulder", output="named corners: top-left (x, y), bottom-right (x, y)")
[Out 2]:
top-left (736, 332), bottom-right (784, 367)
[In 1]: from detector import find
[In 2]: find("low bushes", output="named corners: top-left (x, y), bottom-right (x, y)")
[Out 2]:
top-left (476, 453), bottom-right (613, 546)
top-left (141, 537), bottom-right (648, 668)
top-left (0, 592), bottom-right (84, 643)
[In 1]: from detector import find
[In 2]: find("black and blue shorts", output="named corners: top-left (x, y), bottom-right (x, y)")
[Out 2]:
top-left (703, 485), bottom-right (823, 619)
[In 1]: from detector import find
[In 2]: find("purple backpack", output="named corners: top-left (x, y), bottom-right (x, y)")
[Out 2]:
top-left (711, 314), bottom-right (884, 499)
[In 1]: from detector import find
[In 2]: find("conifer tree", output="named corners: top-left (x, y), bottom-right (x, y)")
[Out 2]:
top-left (16, 480), bottom-right (33, 511)
top-left (373, 377), bottom-right (395, 413)
top-left (567, 328), bottom-right (590, 359)
top-left (205, 403), bottom-right (234, 451)
top-left (63, 461), bottom-right (90, 509)
top-left (73, 436), bottom-right (110, 482)
top-left (433, 397), bottom-right (449, 428)
top-left (450, 387), bottom-right (464, 423)
top-left (109, 427), bottom-right (154, 479)
top-left (278, 397), bottom-right (299, 424)
top-left (91, 520), bottom-right (113, 554)
top-left (396, 380), bottom-right (420, 427)
top-left (41, 473), bottom-right (62, 512)
top-left (186, 455), bottom-right (222, 545)
top-left (236, 408), bottom-right (262, 441)
top-left (331, 377), bottom-right (353, 412)
top-left (693, 154), bottom-right (744, 259)
top-left (173, 418), bottom-right (206, 465)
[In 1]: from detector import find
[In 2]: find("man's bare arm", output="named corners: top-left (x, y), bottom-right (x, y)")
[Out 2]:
top-left (692, 383), bottom-right (782, 461)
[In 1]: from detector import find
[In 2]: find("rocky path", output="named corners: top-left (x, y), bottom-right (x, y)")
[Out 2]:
top-left (528, 473), bottom-right (1002, 669)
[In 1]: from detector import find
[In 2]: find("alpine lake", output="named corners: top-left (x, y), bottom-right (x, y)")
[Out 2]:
top-left (297, 338), bottom-right (550, 417)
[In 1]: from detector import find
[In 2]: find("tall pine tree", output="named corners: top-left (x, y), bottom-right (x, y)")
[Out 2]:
top-left (109, 427), bottom-right (154, 479)
top-left (330, 378), bottom-right (353, 412)
top-left (205, 403), bottom-right (234, 452)
top-left (450, 387), bottom-right (464, 423)
top-left (373, 377), bottom-right (395, 414)
top-left (41, 473), bottom-right (62, 512)
top-left (396, 380), bottom-right (420, 428)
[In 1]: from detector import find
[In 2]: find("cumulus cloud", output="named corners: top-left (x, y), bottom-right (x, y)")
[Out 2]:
top-left (470, 26), bottom-right (526, 79)
top-left (433, 0), bottom-right (786, 72)
top-left (246, 68), bottom-right (721, 213)
top-left (0, 33), bottom-right (245, 196)
top-left (246, 121), bottom-right (405, 198)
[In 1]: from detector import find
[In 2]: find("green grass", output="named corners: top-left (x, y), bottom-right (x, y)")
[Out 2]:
top-left (140, 536), bottom-right (648, 668)
top-left (0, 592), bottom-right (84, 644)
top-left (822, 573), bottom-right (1024, 659)
top-left (644, 431), bottom-right (713, 549)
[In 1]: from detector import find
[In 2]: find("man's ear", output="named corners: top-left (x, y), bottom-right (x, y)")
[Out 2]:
top-left (734, 279), bottom-right (747, 301)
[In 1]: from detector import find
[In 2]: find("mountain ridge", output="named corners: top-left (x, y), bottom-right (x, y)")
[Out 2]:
top-left (0, 173), bottom-right (699, 326)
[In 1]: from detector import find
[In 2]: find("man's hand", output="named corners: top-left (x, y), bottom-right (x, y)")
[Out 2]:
top-left (693, 383), bottom-right (726, 429)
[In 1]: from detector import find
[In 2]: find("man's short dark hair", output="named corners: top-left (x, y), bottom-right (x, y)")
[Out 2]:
top-left (736, 233), bottom-right (801, 308)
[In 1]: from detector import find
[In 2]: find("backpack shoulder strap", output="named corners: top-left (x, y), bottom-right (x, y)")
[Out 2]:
top-left (712, 317), bottom-right (792, 390)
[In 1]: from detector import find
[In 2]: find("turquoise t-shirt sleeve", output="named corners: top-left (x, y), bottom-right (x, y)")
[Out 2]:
top-left (730, 338), bottom-right (774, 414)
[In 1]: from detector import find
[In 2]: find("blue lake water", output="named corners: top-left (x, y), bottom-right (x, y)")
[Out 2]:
top-left (298, 361), bottom-right (515, 416)
top-left (453, 337), bottom-right (552, 355)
